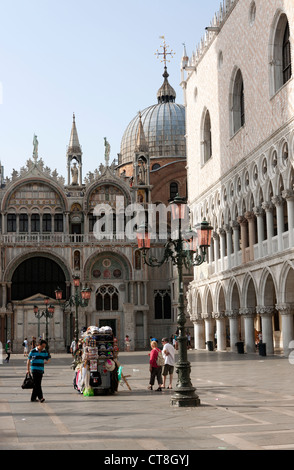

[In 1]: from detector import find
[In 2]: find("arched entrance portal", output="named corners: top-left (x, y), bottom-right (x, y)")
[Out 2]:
top-left (11, 256), bottom-right (66, 300)
top-left (9, 256), bottom-right (68, 352)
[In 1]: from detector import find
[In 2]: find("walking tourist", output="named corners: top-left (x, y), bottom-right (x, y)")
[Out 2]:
top-left (125, 335), bottom-right (131, 352)
top-left (161, 337), bottom-right (175, 389)
top-left (70, 338), bottom-right (76, 356)
top-left (4, 340), bottom-right (12, 363)
top-left (23, 338), bottom-right (29, 357)
top-left (148, 340), bottom-right (163, 391)
top-left (26, 339), bottom-right (51, 402)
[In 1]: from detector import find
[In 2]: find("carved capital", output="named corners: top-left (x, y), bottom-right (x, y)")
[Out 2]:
top-left (226, 309), bottom-right (240, 319)
top-left (218, 227), bottom-right (226, 237)
top-left (232, 220), bottom-right (240, 230)
top-left (282, 189), bottom-right (294, 201)
top-left (245, 211), bottom-right (255, 221)
top-left (253, 206), bottom-right (264, 217)
top-left (256, 305), bottom-right (275, 316)
top-left (212, 231), bottom-right (219, 241)
top-left (225, 224), bottom-right (232, 234)
top-left (272, 195), bottom-right (284, 207)
top-left (190, 314), bottom-right (204, 324)
top-left (262, 201), bottom-right (274, 212)
top-left (239, 307), bottom-right (256, 317)
top-left (213, 311), bottom-right (226, 319)
top-left (237, 215), bottom-right (247, 226)
top-left (275, 303), bottom-right (294, 316)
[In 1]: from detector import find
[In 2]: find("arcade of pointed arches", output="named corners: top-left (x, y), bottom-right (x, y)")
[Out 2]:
top-left (188, 263), bottom-right (294, 355)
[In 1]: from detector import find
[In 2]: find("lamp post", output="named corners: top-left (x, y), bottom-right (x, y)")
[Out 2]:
top-left (34, 297), bottom-right (55, 350)
top-left (55, 275), bottom-right (91, 345)
top-left (136, 195), bottom-right (212, 407)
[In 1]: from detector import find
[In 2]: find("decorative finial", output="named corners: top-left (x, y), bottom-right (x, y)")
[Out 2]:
top-left (155, 36), bottom-right (175, 67)
top-left (32, 134), bottom-right (39, 162)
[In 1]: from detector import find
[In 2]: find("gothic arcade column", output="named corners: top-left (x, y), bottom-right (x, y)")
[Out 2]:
top-left (256, 306), bottom-right (274, 354)
top-left (225, 224), bottom-right (232, 269)
top-left (232, 220), bottom-right (240, 267)
top-left (245, 211), bottom-right (256, 261)
top-left (240, 307), bottom-right (255, 353)
top-left (191, 315), bottom-right (205, 350)
top-left (237, 216), bottom-right (248, 263)
top-left (262, 201), bottom-right (274, 255)
top-left (253, 206), bottom-right (265, 258)
top-left (214, 312), bottom-right (226, 351)
top-left (227, 309), bottom-right (240, 352)
top-left (212, 231), bottom-right (220, 272)
top-left (219, 228), bottom-right (226, 272)
top-left (276, 303), bottom-right (294, 357)
top-left (272, 196), bottom-right (284, 252)
top-left (282, 189), bottom-right (294, 247)
top-left (203, 314), bottom-right (214, 349)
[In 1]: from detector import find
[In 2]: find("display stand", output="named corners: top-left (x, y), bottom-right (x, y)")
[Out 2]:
top-left (72, 325), bottom-right (119, 396)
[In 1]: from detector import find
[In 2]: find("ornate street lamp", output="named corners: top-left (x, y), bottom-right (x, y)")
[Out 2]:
top-left (55, 275), bottom-right (92, 345)
top-left (136, 195), bottom-right (212, 407)
top-left (34, 298), bottom-right (55, 349)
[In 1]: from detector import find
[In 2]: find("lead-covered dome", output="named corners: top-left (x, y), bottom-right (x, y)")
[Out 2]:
top-left (120, 68), bottom-right (186, 165)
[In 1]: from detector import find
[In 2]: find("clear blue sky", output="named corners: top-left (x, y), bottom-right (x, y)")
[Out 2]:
top-left (0, 0), bottom-right (220, 180)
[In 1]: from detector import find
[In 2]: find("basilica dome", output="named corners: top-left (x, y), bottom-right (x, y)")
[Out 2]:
top-left (119, 67), bottom-right (186, 165)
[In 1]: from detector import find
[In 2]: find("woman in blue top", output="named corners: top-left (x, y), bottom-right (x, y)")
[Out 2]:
top-left (27, 339), bottom-right (51, 402)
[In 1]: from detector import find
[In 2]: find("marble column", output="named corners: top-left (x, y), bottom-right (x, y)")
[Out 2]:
top-left (237, 216), bottom-right (248, 263)
top-left (256, 306), bottom-right (275, 354)
top-left (227, 309), bottom-right (240, 352)
top-left (232, 220), bottom-right (240, 267)
top-left (225, 224), bottom-right (233, 269)
top-left (204, 315), bottom-right (215, 349)
top-left (191, 315), bottom-right (206, 350)
top-left (245, 211), bottom-right (256, 261)
top-left (219, 228), bottom-right (226, 272)
top-left (213, 231), bottom-right (220, 272)
top-left (240, 308), bottom-right (256, 353)
top-left (276, 303), bottom-right (294, 357)
top-left (282, 189), bottom-right (294, 247)
top-left (262, 201), bottom-right (274, 255)
top-left (214, 312), bottom-right (227, 351)
top-left (253, 206), bottom-right (265, 259)
top-left (272, 196), bottom-right (284, 252)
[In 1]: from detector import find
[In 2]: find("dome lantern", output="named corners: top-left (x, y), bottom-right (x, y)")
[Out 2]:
top-left (157, 66), bottom-right (176, 103)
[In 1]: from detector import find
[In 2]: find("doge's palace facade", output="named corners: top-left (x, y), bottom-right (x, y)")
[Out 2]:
top-left (182, 0), bottom-right (294, 355)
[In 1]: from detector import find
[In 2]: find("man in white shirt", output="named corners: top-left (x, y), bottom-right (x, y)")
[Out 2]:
top-left (161, 338), bottom-right (176, 389)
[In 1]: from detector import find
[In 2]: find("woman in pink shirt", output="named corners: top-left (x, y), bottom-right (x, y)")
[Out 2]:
top-left (147, 341), bottom-right (163, 391)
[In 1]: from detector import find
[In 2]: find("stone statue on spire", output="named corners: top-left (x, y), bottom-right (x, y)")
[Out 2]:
top-left (33, 134), bottom-right (39, 162)
top-left (104, 137), bottom-right (111, 166)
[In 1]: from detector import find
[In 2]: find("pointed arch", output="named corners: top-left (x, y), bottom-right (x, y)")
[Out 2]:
top-left (269, 10), bottom-right (292, 95)
top-left (259, 267), bottom-right (278, 306)
top-left (229, 67), bottom-right (245, 136)
top-left (242, 272), bottom-right (258, 307)
top-left (201, 108), bottom-right (212, 165)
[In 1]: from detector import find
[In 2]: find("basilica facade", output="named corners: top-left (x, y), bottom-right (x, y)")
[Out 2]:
top-left (0, 67), bottom-right (189, 352)
top-left (183, 0), bottom-right (294, 355)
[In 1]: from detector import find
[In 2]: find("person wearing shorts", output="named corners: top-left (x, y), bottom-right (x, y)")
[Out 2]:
top-left (161, 338), bottom-right (175, 389)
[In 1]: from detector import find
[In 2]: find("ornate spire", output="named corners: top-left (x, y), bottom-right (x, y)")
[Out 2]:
top-left (68, 113), bottom-right (82, 155)
top-left (135, 112), bottom-right (149, 153)
top-left (155, 37), bottom-right (176, 103)
top-left (157, 66), bottom-right (176, 103)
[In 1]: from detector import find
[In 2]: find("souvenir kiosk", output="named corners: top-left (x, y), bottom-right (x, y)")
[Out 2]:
top-left (73, 325), bottom-right (119, 396)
